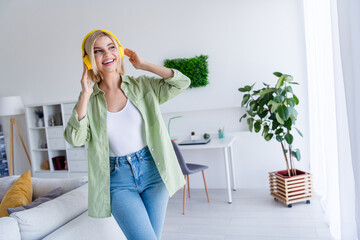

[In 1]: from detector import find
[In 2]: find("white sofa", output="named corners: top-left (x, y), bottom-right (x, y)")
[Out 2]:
top-left (0, 175), bottom-right (126, 240)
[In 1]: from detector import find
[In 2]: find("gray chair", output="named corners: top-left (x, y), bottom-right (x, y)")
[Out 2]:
top-left (171, 140), bottom-right (210, 215)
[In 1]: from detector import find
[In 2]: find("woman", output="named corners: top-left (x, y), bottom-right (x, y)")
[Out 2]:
top-left (64, 29), bottom-right (190, 240)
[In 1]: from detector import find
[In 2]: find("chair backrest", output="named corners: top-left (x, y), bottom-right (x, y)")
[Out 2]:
top-left (171, 140), bottom-right (189, 175)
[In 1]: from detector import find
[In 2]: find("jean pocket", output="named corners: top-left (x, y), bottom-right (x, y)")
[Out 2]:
top-left (141, 154), bottom-right (154, 163)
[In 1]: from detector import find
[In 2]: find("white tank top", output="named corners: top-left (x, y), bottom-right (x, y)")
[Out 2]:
top-left (107, 99), bottom-right (147, 157)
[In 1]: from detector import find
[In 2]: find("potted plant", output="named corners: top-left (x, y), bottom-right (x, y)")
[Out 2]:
top-left (34, 109), bottom-right (44, 127)
top-left (238, 72), bottom-right (313, 207)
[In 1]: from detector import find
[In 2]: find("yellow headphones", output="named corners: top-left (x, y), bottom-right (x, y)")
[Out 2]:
top-left (82, 29), bottom-right (124, 70)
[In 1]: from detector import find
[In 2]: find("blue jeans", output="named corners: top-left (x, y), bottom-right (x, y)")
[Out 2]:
top-left (109, 146), bottom-right (169, 240)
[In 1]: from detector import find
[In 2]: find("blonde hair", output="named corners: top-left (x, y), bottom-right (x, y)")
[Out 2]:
top-left (83, 30), bottom-right (125, 83)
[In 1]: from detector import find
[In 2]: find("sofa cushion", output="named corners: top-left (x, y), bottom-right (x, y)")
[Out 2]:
top-left (7, 187), bottom-right (62, 215)
top-left (31, 176), bottom-right (88, 199)
top-left (0, 216), bottom-right (21, 240)
top-left (0, 191), bottom-right (5, 203)
top-left (0, 176), bottom-right (19, 203)
top-left (0, 176), bottom-right (18, 194)
top-left (43, 211), bottom-right (126, 240)
top-left (10, 183), bottom-right (88, 240)
top-left (0, 170), bottom-right (32, 217)
top-left (0, 175), bottom-right (87, 201)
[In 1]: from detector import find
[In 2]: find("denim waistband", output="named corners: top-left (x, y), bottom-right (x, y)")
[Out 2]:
top-left (109, 145), bottom-right (151, 164)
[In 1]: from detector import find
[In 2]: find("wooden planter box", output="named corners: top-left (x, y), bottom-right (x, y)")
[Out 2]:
top-left (269, 169), bottom-right (313, 207)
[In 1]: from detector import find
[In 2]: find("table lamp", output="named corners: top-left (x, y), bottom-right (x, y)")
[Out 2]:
top-left (0, 96), bottom-right (31, 176)
top-left (167, 115), bottom-right (182, 141)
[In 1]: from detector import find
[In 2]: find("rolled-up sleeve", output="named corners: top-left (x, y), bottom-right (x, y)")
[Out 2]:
top-left (63, 92), bottom-right (91, 146)
top-left (148, 69), bottom-right (191, 104)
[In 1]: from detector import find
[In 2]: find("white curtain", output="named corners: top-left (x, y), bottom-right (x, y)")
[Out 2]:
top-left (336, 0), bottom-right (360, 239)
top-left (303, 0), bottom-right (358, 239)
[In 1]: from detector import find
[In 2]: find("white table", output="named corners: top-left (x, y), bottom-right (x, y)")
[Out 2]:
top-left (176, 135), bottom-right (237, 203)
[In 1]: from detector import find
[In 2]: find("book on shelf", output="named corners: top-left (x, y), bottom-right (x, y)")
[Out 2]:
top-left (52, 156), bottom-right (68, 170)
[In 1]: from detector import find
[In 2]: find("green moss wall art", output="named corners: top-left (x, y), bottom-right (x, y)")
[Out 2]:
top-left (164, 55), bottom-right (209, 88)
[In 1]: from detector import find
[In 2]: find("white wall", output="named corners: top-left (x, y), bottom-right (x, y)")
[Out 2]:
top-left (0, 0), bottom-right (309, 188)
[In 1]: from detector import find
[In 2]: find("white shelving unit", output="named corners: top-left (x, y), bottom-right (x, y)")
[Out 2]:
top-left (25, 101), bottom-right (88, 179)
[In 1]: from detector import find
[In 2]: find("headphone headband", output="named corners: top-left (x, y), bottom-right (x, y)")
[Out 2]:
top-left (82, 29), bottom-right (124, 70)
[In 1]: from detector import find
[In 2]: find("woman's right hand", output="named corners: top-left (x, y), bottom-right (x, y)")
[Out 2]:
top-left (81, 62), bottom-right (93, 96)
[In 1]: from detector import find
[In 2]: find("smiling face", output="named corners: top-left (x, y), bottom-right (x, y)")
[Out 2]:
top-left (93, 36), bottom-right (120, 75)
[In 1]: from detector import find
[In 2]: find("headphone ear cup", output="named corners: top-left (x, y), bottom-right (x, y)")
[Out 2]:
top-left (83, 55), bottom-right (92, 70)
top-left (119, 46), bottom-right (124, 60)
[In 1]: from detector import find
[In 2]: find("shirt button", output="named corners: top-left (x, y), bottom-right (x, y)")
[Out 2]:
top-left (157, 162), bottom-right (160, 165)
top-left (127, 156), bottom-right (131, 160)
top-left (151, 148), bottom-right (154, 151)
top-left (165, 177), bottom-right (168, 181)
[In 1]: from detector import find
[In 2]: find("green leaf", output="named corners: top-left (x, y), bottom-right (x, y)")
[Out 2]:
top-left (276, 112), bottom-right (284, 124)
top-left (272, 118), bottom-right (280, 130)
top-left (250, 101), bottom-right (257, 111)
top-left (271, 102), bottom-right (280, 113)
top-left (258, 109), bottom-right (268, 119)
top-left (296, 149), bottom-right (301, 161)
top-left (285, 133), bottom-right (293, 144)
top-left (267, 100), bottom-right (276, 106)
top-left (276, 75), bottom-right (286, 89)
top-left (262, 93), bottom-right (272, 105)
top-left (293, 94), bottom-right (299, 105)
top-left (277, 105), bottom-right (290, 121)
top-left (250, 83), bottom-right (256, 91)
top-left (238, 83), bottom-right (255, 92)
top-left (247, 118), bottom-right (254, 132)
top-left (269, 113), bottom-right (276, 121)
top-left (239, 113), bottom-right (247, 122)
top-left (244, 85), bottom-right (252, 91)
top-left (288, 107), bottom-right (298, 119)
top-left (295, 127), bottom-right (303, 137)
top-left (289, 82), bottom-right (299, 85)
top-left (238, 87), bottom-right (248, 92)
top-left (276, 135), bottom-right (283, 142)
top-left (291, 149), bottom-right (301, 161)
top-left (275, 128), bottom-right (283, 135)
top-left (273, 72), bottom-right (283, 77)
top-left (285, 86), bottom-right (293, 93)
top-left (286, 98), bottom-right (296, 107)
top-left (274, 95), bottom-right (285, 103)
top-left (267, 100), bottom-right (280, 112)
top-left (264, 133), bottom-right (274, 141)
top-left (284, 74), bottom-right (293, 82)
top-left (291, 117), bottom-right (296, 125)
top-left (256, 88), bottom-right (275, 96)
top-left (247, 110), bottom-right (256, 117)
top-left (284, 118), bottom-right (292, 130)
top-left (254, 121), bottom-right (261, 133)
top-left (263, 82), bottom-right (270, 87)
top-left (290, 114), bottom-right (296, 121)
top-left (241, 94), bottom-right (250, 107)
top-left (263, 125), bottom-right (270, 135)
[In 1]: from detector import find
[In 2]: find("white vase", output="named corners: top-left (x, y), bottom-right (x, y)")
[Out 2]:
top-left (37, 118), bottom-right (44, 127)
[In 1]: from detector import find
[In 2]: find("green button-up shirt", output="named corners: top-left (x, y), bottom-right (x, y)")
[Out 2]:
top-left (64, 69), bottom-right (190, 218)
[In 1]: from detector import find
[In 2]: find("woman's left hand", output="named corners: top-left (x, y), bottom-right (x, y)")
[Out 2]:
top-left (124, 48), bottom-right (144, 69)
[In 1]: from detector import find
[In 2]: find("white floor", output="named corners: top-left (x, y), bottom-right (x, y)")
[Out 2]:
top-left (163, 188), bottom-right (333, 240)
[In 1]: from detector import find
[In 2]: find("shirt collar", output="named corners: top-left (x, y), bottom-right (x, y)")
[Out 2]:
top-left (91, 75), bottom-right (129, 97)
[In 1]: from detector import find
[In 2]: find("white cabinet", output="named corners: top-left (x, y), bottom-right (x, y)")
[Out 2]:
top-left (25, 101), bottom-right (88, 179)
